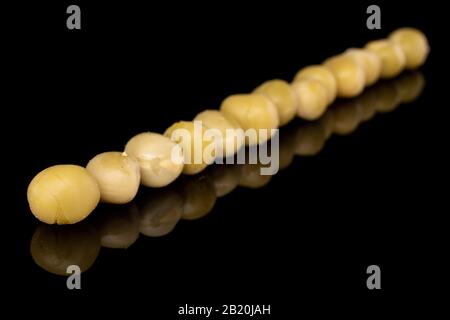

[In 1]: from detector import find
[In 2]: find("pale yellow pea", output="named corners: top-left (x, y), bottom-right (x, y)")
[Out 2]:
top-left (27, 165), bottom-right (100, 225)
top-left (292, 79), bottom-right (329, 120)
top-left (345, 48), bottom-right (382, 86)
top-left (220, 93), bottom-right (279, 145)
top-left (125, 132), bottom-right (184, 185)
top-left (30, 224), bottom-right (101, 275)
top-left (294, 122), bottom-right (327, 156)
top-left (137, 189), bottom-right (183, 237)
top-left (239, 163), bottom-right (272, 189)
top-left (253, 79), bottom-right (298, 126)
top-left (86, 152), bottom-right (140, 204)
top-left (94, 204), bottom-right (140, 249)
top-left (193, 110), bottom-right (244, 158)
top-left (293, 65), bottom-right (337, 104)
top-left (164, 121), bottom-right (215, 175)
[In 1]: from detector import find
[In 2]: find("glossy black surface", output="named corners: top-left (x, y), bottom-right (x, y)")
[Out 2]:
top-left (9, 1), bottom-right (443, 316)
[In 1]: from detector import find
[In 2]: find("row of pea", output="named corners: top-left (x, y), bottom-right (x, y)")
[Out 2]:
top-left (27, 28), bottom-right (429, 225)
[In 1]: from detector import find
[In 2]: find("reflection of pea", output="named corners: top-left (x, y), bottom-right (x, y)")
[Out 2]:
top-left (138, 189), bottom-right (183, 237)
top-left (357, 88), bottom-right (378, 122)
top-left (94, 204), bottom-right (139, 249)
top-left (193, 110), bottom-right (244, 158)
top-left (331, 100), bottom-right (362, 136)
top-left (30, 223), bottom-right (101, 276)
top-left (206, 165), bottom-right (242, 197)
top-left (292, 79), bottom-right (329, 120)
top-left (345, 48), bottom-right (382, 87)
top-left (86, 152), bottom-right (140, 204)
top-left (180, 176), bottom-right (217, 220)
top-left (294, 122), bottom-right (327, 156)
top-left (239, 163), bottom-right (272, 188)
top-left (374, 82), bottom-right (401, 113)
top-left (293, 65), bottom-right (337, 104)
top-left (396, 72), bottom-right (425, 104)
top-left (27, 165), bottom-right (100, 225)
top-left (278, 128), bottom-right (297, 170)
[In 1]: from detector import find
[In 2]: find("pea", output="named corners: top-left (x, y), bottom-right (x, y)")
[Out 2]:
top-left (27, 165), bottom-right (100, 224)
top-left (365, 39), bottom-right (406, 79)
top-left (164, 121), bottom-right (215, 175)
top-left (86, 151), bottom-right (140, 204)
top-left (389, 28), bottom-right (429, 70)
top-left (125, 132), bottom-right (184, 185)
top-left (194, 110), bottom-right (244, 158)
top-left (345, 48), bottom-right (382, 86)
top-left (324, 55), bottom-right (366, 98)
top-left (292, 79), bottom-right (329, 120)
top-left (220, 93), bottom-right (279, 145)
top-left (293, 65), bottom-right (337, 104)
top-left (254, 79), bottom-right (298, 126)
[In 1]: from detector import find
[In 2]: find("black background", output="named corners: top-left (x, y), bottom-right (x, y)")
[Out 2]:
top-left (9, 0), bottom-right (445, 317)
